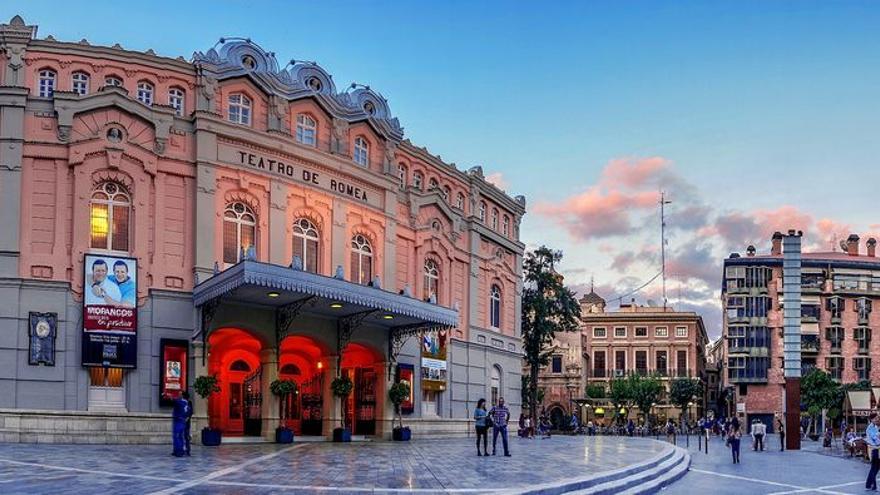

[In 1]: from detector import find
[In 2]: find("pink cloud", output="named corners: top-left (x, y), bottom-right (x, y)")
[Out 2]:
top-left (485, 172), bottom-right (508, 190)
top-left (599, 157), bottom-right (670, 189)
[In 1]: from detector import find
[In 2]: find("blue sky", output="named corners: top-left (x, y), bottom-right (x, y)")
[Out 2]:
top-left (6, 1), bottom-right (880, 336)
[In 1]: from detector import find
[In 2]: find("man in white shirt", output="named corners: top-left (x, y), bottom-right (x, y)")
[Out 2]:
top-left (751, 419), bottom-right (767, 451)
top-left (85, 259), bottom-right (122, 306)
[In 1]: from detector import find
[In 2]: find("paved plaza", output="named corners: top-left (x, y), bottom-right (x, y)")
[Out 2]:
top-left (0, 435), bottom-right (672, 494)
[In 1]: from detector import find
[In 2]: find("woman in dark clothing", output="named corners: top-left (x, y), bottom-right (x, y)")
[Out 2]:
top-left (473, 398), bottom-right (489, 456)
top-left (728, 417), bottom-right (742, 464)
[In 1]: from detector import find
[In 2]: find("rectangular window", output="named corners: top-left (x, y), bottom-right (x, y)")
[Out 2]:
top-left (675, 326), bottom-right (688, 338)
top-left (90, 203), bottom-right (109, 249)
top-left (656, 351), bottom-right (668, 375)
top-left (854, 357), bottom-right (872, 381)
top-left (223, 220), bottom-right (238, 264)
top-left (615, 350), bottom-right (626, 372)
top-left (677, 350), bottom-right (688, 377)
top-left (826, 356), bottom-right (844, 380)
top-left (635, 351), bottom-right (647, 374)
top-left (655, 327), bottom-right (668, 337)
top-left (593, 351), bottom-right (606, 378)
top-left (635, 327), bottom-right (647, 338)
top-left (614, 327), bottom-right (626, 338)
top-left (854, 327), bottom-right (872, 353)
top-left (551, 355), bottom-right (562, 374)
top-left (593, 327), bottom-right (606, 338)
top-left (827, 297), bottom-right (844, 319)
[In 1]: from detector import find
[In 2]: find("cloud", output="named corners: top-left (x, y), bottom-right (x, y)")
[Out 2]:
top-left (485, 172), bottom-right (508, 191)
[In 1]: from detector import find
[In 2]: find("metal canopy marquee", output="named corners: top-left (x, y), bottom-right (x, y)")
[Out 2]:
top-left (192, 260), bottom-right (459, 369)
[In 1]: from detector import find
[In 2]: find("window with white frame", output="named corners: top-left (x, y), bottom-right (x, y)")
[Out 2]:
top-left (502, 215), bottom-right (510, 236)
top-left (397, 164), bottom-right (407, 188)
top-left (72, 71), bottom-right (89, 95)
top-left (489, 284), bottom-right (502, 329)
top-left (353, 137), bottom-right (369, 166)
top-left (168, 87), bottom-right (185, 116)
top-left (614, 327), bottom-right (627, 338)
top-left (428, 178), bottom-right (439, 191)
top-left (635, 327), bottom-right (648, 337)
top-left (104, 75), bottom-right (123, 87)
top-left (222, 202), bottom-right (256, 265)
top-left (675, 326), bottom-right (688, 338)
top-left (293, 218), bottom-right (320, 273)
top-left (593, 327), bottom-right (607, 338)
top-left (413, 171), bottom-right (423, 190)
top-left (456, 192), bottom-right (465, 210)
top-left (295, 114), bottom-right (317, 146)
top-left (228, 93), bottom-right (252, 125)
top-left (491, 209), bottom-right (499, 230)
top-left (350, 234), bottom-right (373, 285)
top-left (424, 259), bottom-right (439, 301)
top-left (90, 182), bottom-right (130, 252)
top-left (479, 201), bottom-right (487, 222)
top-left (655, 327), bottom-right (668, 337)
top-left (38, 69), bottom-right (56, 98)
top-left (490, 365), bottom-right (502, 406)
top-left (136, 81), bottom-right (154, 105)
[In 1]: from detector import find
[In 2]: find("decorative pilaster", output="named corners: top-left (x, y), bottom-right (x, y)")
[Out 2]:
top-left (260, 348), bottom-right (279, 441)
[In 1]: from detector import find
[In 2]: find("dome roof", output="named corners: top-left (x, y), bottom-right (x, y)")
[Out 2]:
top-left (580, 290), bottom-right (605, 305)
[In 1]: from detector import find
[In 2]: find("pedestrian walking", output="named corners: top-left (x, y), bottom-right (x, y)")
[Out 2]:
top-left (751, 419), bottom-right (766, 451)
top-left (473, 398), bottom-right (489, 456)
top-left (728, 417), bottom-right (742, 464)
top-left (489, 397), bottom-right (511, 457)
top-left (776, 414), bottom-right (785, 451)
top-left (865, 413), bottom-right (880, 491)
top-left (182, 391), bottom-right (193, 456)
top-left (171, 393), bottom-right (189, 457)
top-left (665, 419), bottom-right (676, 444)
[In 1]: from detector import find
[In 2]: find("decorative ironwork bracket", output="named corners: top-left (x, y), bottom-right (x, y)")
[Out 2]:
top-left (275, 296), bottom-right (316, 350)
top-left (337, 309), bottom-right (379, 355)
top-left (387, 323), bottom-right (450, 375)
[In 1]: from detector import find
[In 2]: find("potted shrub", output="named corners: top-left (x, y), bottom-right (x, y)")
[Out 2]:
top-left (270, 378), bottom-right (297, 444)
top-left (389, 381), bottom-right (411, 441)
top-left (193, 374), bottom-right (222, 446)
top-left (331, 375), bottom-right (353, 442)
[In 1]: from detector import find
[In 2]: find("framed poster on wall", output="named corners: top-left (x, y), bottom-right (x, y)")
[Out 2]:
top-left (421, 329), bottom-right (448, 392)
top-left (81, 254), bottom-right (138, 368)
top-left (160, 339), bottom-right (189, 407)
top-left (396, 363), bottom-right (415, 415)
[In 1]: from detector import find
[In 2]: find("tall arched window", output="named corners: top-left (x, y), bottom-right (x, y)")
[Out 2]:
top-left (490, 365), bottom-right (502, 406)
top-left (90, 182), bottom-right (131, 252)
top-left (490, 284), bottom-right (502, 329)
top-left (38, 69), bottom-right (56, 98)
top-left (428, 178), bottom-right (438, 191)
top-left (168, 87), bottom-right (185, 116)
top-left (502, 215), bottom-right (510, 236)
top-left (456, 192), bottom-right (465, 210)
top-left (228, 94), bottom-right (252, 125)
top-left (136, 81), bottom-right (154, 105)
top-left (423, 259), bottom-right (439, 301)
top-left (350, 234), bottom-right (373, 285)
top-left (397, 164), bottom-right (408, 188)
top-left (296, 114), bottom-right (317, 146)
top-left (353, 137), bottom-right (369, 166)
top-left (223, 202), bottom-right (256, 265)
top-left (479, 201), bottom-right (487, 222)
top-left (293, 218), bottom-right (320, 273)
top-left (491, 208), bottom-right (499, 230)
top-left (413, 172), bottom-right (423, 190)
top-left (71, 71), bottom-right (89, 95)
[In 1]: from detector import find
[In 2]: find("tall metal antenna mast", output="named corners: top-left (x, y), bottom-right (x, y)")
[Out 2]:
top-left (660, 192), bottom-right (672, 309)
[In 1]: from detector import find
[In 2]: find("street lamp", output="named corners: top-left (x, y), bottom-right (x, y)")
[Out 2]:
top-left (566, 381), bottom-right (578, 428)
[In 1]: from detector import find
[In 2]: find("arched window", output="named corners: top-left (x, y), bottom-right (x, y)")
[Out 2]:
top-left (502, 215), bottom-right (510, 236)
top-left (456, 192), bottom-right (465, 210)
top-left (230, 360), bottom-right (251, 372)
top-left (413, 172), bottom-right (423, 190)
top-left (490, 284), bottom-right (502, 329)
top-left (279, 363), bottom-right (301, 375)
top-left (136, 81), bottom-right (154, 105)
top-left (423, 259), bottom-right (439, 301)
top-left (104, 75), bottom-right (123, 87)
top-left (350, 234), bottom-right (373, 285)
top-left (491, 208), bottom-right (499, 230)
top-left (295, 114), bottom-right (317, 146)
top-left (397, 164), bottom-right (408, 189)
top-left (293, 218), bottom-right (320, 273)
top-left (490, 365), bottom-right (502, 406)
top-left (353, 137), bottom-right (369, 167)
top-left (71, 71), bottom-right (89, 95)
top-left (479, 201), bottom-right (487, 222)
top-left (223, 202), bottom-right (257, 265)
top-left (168, 87), bottom-right (185, 116)
top-left (428, 178), bottom-right (438, 191)
top-left (228, 93), bottom-right (252, 125)
top-left (90, 182), bottom-right (131, 252)
top-left (442, 186), bottom-right (451, 202)
top-left (38, 69), bottom-right (56, 98)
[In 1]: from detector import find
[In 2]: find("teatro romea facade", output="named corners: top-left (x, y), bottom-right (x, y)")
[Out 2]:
top-left (0, 15), bottom-right (525, 442)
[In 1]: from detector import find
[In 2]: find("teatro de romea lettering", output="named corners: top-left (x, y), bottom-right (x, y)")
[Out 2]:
top-left (0, 16), bottom-right (526, 443)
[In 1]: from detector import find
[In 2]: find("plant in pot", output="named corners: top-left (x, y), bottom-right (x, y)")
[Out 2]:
top-left (270, 378), bottom-right (297, 444)
top-left (389, 381), bottom-right (411, 441)
top-left (193, 374), bottom-right (222, 446)
top-left (331, 375), bottom-right (354, 442)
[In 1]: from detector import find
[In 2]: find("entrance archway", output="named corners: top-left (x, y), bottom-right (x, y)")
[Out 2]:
top-left (278, 335), bottom-right (327, 436)
top-left (341, 343), bottom-right (382, 436)
top-left (548, 405), bottom-right (566, 430)
top-left (208, 328), bottom-right (263, 436)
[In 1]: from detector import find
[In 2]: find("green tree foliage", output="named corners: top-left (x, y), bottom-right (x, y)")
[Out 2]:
top-left (801, 369), bottom-right (841, 430)
top-left (669, 378), bottom-right (702, 418)
top-left (389, 382), bottom-right (411, 430)
top-left (270, 379), bottom-right (298, 429)
top-left (629, 374), bottom-right (664, 424)
top-left (193, 374), bottom-right (221, 429)
top-left (521, 246), bottom-right (581, 430)
top-left (585, 383), bottom-right (606, 399)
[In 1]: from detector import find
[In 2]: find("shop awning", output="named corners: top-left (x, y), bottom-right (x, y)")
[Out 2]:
top-left (192, 260), bottom-right (458, 356)
top-left (845, 390), bottom-right (875, 417)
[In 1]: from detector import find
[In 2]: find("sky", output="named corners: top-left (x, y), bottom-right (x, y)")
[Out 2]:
top-left (6, 1), bottom-right (880, 338)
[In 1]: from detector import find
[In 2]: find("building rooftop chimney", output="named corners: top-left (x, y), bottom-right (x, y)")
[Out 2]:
top-left (771, 231), bottom-right (783, 256)
top-left (846, 234), bottom-right (860, 256)
top-left (746, 245), bottom-right (756, 257)
top-left (867, 238), bottom-right (876, 257)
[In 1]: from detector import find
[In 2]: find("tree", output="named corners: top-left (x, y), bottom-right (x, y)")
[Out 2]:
top-left (331, 375), bottom-right (354, 429)
top-left (269, 379), bottom-right (297, 429)
top-left (609, 377), bottom-right (633, 424)
top-left (193, 374), bottom-right (221, 430)
top-left (585, 383), bottom-right (606, 399)
top-left (388, 381), bottom-right (411, 431)
top-left (801, 369), bottom-right (840, 435)
top-left (521, 246), bottom-right (581, 432)
top-left (629, 374), bottom-right (663, 425)
top-left (669, 378), bottom-right (702, 421)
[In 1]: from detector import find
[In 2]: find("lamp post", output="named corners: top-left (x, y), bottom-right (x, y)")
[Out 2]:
top-left (651, 402), bottom-right (658, 439)
top-left (566, 381), bottom-right (578, 430)
top-left (686, 401), bottom-right (694, 448)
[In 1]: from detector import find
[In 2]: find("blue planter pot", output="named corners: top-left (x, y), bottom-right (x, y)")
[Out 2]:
top-left (392, 427), bottom-right (411, 441)
top-left (201, 428), bottom-right (222, 446)
top-left (333, 427), bottom-right (352, 442)
top-left (275, 427), bottom-right (294, 444)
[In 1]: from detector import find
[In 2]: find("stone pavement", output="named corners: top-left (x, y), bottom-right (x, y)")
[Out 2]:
top-left (664, 433), bottom-right (873, 495)
top-left (0, 435), bottom-right (671, 494)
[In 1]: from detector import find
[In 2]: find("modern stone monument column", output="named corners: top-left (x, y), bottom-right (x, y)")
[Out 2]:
top-left (782, 230), bottom-right (802, 450)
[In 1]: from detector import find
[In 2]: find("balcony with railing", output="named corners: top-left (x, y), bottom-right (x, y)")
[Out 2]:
top-left (801, 335), bottom-right (820, 354)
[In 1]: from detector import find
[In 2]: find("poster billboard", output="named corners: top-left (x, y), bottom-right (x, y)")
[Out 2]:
top-left (160, 339), bottom-right (188, 406)
top-left (81, 254), bottom-right (138, 368)
top-left (396, 363), bottom-right (415, 415)
top-left (421, 329), bottom-right (447, 392)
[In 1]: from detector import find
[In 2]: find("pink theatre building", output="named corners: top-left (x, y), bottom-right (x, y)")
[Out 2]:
top-left (0, 16), bottom-right (526, 442)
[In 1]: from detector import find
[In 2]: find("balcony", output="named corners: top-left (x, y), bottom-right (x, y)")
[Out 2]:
top-left (801, 335), bottom-right (820, 353)
top-left (588, 368), bottom-right (607, 379)
top-left (801, 306), bottom-right (820, 323)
